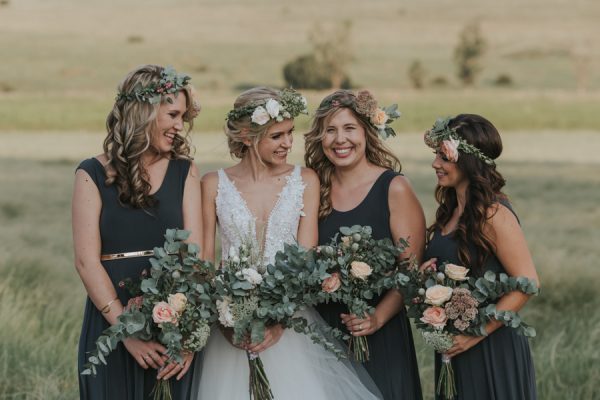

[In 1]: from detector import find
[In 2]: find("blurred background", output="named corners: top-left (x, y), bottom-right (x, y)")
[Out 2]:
top-left (0, 0), bottom-right (598, 399)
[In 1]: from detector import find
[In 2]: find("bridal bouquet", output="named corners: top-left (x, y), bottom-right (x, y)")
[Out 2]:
top-left (314, 225), bottom-right (410, 362)
top-left (81, 229), bottom-right (217, 400)
top-left (404, 261), bottom-right (539, 400)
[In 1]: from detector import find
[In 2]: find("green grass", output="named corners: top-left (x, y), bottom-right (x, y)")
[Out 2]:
top-left (0, 145), bottom-right (598, 399)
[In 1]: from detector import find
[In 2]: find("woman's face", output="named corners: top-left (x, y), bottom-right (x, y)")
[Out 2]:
top-left (152, 92), bottom-right (187, 153)
top-left (431, 150), bottom-right (468, 189)
top-left (321, 108), bottom-right (367, 169)
top-left (254, 118), bottom-right (294, 166)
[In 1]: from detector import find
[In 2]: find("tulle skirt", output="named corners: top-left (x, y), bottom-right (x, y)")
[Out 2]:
top-left (192, 309), bottom-right (382, 400)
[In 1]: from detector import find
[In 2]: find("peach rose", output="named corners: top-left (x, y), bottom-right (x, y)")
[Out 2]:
top-left (424, 285), bottom-right (453, 306)
top-left (371, 109), bottom-right (388, 127)
top-left (152, 302), bottom-right (178, 326)
top-left (350, 261), bottom-right (372, 280)
top-left (322, 272), bottom-right (342, 293)
top-left (440, 138), bottom-right (460, 162)
top-left (420, 306), bottom-right (448, 329)
top-left (445, 263), bottom-right (469, 281)
top-left (341, 236), bottom-right (351, 248)
top-left (167, 293), bottom-right (187, 314)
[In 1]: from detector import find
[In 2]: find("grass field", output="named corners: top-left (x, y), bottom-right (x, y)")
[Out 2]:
top-left (0, 0), bottom-right (599, 398)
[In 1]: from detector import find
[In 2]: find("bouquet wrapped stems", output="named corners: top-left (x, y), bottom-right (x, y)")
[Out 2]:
top-left (437, 353), bottom-right (456, 400)
top-left (349, 335), bottom-right (369, 363)
top-left (247, 351), bottom-right (273, 400)
top-left (151, 380), bottom-right (172, 400)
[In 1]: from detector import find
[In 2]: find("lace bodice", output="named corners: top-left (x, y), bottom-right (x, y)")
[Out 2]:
top-left (215, 166), bottom-right (306, 265)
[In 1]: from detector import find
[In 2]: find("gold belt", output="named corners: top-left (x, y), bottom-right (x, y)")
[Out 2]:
top-left (100, 250), bottom-right (155, 261)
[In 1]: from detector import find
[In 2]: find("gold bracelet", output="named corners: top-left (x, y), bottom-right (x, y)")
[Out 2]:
top-left (100, 297), bottom-right (119, 314)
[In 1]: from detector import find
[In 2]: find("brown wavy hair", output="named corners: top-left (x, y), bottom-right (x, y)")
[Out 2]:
top-left (225, 87), bottom-right (283, 160)
top-left (304, 90), bottom-right (401, 218)
top-left (427, 114), bottom-right (507, 273)
top-left (103, 64), bottom-right (197, 209)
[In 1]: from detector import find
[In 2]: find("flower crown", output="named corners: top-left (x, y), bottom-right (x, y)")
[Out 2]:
top-left (321, 90), bottom-right (401, 140)
top-left (116, 66), bottom-right (191, 105)
top-left (226, 88), bottom-right (308, 126)
top-left (424, 116), bottom-right (495, 166)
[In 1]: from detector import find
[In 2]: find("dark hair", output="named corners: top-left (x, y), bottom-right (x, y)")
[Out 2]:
top-left (427, 113), bottom-right (506, 273)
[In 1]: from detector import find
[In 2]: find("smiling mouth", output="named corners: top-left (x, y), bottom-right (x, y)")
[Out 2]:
top-left (333, 147), bottom-right (352, 155)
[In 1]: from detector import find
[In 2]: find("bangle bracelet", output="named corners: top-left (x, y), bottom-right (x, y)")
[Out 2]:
top-left (100, 297), bottom-right (119, 314)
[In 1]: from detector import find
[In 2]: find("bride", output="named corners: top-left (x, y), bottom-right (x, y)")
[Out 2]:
top-left (192, 87), bottom-right (382, 399)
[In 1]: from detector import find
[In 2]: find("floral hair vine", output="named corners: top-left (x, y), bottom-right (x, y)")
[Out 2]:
top-left (424, 116), bottom-right (495, 166)
top-left (116, 66), bottom-right (192, 105)
top-left (226, 88), bottom-right (308, 126)
top-left (323, 90), bottom-right (401, 140)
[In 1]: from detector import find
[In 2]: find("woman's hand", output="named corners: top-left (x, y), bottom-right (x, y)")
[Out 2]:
top-left (246, 324), bottom-right (284, 354)
top-left (419, 257), bottom-right (437, 273)
top-left (444, 334), bottom-right (485, 358)
top-left (123, 338), bottom-right (168, 369)
top-left (157, 352), bottom-right (194, 381)
top-left (219, 327), bottom-right (248, 350)
top-left (341, 313), bottom-right (382, 337)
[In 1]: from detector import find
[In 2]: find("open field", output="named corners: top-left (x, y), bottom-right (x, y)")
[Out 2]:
top-left (0, 132), bottom-right (599, 399)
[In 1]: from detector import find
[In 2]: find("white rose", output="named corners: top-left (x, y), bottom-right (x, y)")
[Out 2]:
top-left (216, 297), bottom-right (234, 327)
top-left (251, 106), bottom-right (270, 125)
top-left (228, 246), bottom-right (237, 258)
top-left (301, 96), bottom-right (307, 107)
top-left (350, 261), bottom-right (372, 280)
top-left (265, 99), bottom-right (281, 118)
top-left (445, 263), bottom-right (469, 281)
top-left (167, 293), bottom-right (187, 314)
top-left (424, 285), bottom-right (453, 306)
top-left (241, 268), bottom-right (263, 286)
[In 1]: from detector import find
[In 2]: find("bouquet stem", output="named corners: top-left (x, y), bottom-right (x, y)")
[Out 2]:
top-left (349, 336), bottom-right (370, 363)
top-left (151, 379), bottom-right (172, 400)
top-left (247, 351), bottom-right (274, 400)
top-left (437, 353), bottom-right (456, 400)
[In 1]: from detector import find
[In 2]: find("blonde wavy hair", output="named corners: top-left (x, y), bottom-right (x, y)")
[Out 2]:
top-left (103, 64), bottom-right (198, 209)
top-left (304, 90), bottom-right (401, 218)
top-left (225, 87), bottom-right (283, 159)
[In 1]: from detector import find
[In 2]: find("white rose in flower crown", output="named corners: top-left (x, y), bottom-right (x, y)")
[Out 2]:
top-left (167, 293), bottom-right (187, 314)
top-left (216, 297), bottom-right (234, 327)
top-left (350, 261), bottom-right (372, 280)
top-left (265, 99), bottom-right (281, 118)
top-left (445, 263), bottom-right (469, 281)
top-left (240, 268), bottom-right (263, 286)
top-left (424, 285), bottom-right (453, 306)
top-left (251, 106), bottom-right (270, 125)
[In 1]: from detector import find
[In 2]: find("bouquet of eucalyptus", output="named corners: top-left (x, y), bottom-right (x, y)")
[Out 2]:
top-left (81, 229), bottom-right (217, 400)
top-left (404, 261), bottom-right (539, 400)
top-left (314, 225), bottom-right (410, 362)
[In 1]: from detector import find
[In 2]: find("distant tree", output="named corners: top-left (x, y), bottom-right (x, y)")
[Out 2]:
top-left (408, 60), bottom-right (426, 89)
top-left (454, 22), bottom-right (486, 86)
top-left (283, 20), bottom-right (354, 90)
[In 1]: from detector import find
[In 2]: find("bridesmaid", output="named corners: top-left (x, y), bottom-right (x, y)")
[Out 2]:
top-left (72, 65), bottom-right (202, 399)
top-left (305, 89), bottom-right (424, 400)
top-left (422, 114), bottom-right (539, 399)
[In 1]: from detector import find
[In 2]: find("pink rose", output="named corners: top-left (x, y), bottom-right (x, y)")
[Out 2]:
top-left (420, 306), bottom-right (448, 329)
top-left (440, 139), bottom-right (460, 162)
top-left (125, 296), bottom-right (143, 312)
top-left (322, 272), bottom-right (342, 293)
top-left (152, 302), bottom-right (178, 326)
top-left (165, 82), bottom-right (173, 89)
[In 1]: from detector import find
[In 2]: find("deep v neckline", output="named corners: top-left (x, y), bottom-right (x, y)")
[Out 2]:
top-left (221, 167), bottom-right (296, 243)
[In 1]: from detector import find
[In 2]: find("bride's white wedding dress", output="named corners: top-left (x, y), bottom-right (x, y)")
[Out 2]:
top-left (192, 166), bottom-right (381, 400)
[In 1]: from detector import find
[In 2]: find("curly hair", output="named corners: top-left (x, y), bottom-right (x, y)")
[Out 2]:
top-left (427, 114), bottom-right (507, 274)
top-left (304, 90), bottom-right (401, 218)
top-left (225, 87), bottom-right (284, 160)
top-left (103, 64), bottom-right (197, 209)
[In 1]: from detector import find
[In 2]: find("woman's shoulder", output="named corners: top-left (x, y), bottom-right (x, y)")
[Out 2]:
top-left (299, 166), bottom-right (319, 185)
top-left (388, 173), bottom-right (416, 197)
top-left (76, 154), bottom-right (106, 175)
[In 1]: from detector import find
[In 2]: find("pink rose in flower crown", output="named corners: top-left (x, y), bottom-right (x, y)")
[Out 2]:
top-left (152, 302), bottom-right (178, 326)
top-left (350, 261), bottom-right (372, 280)
top-left (322, 272), bottom-right (342, 293)
top-left (440, 138), bottom-right (460, 162)
top-left (420, 306), bottom-right (448, 329)
top-left (167, 293), bottom-right (187, 314)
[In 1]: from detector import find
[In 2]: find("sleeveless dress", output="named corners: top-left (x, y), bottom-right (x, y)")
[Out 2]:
top-left (317, 169), bottom-right (423, 400)
top-left (76, 157), bottom-right (196, 400)
top-left (193, 166), bottom-right (382, 400)
top-left (423, 201), bottom-right (537, 400)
